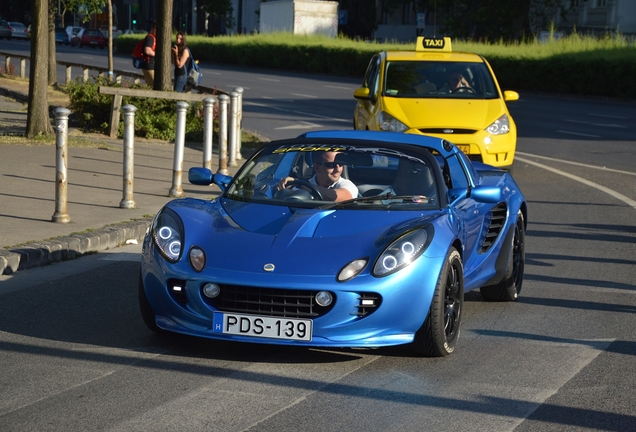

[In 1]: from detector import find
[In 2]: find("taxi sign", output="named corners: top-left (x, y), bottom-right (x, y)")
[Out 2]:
top-left (416, 36), bottom-right (452, 52)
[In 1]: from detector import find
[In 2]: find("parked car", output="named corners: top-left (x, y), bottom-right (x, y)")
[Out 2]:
top-left (139, 130), bottom-right (527, 357)
top-left (353, 37), bottom-right (519, 172)
top-left (54, 27), bottom-right (70, 45)
top-left (65, 25), bottom-right (83, 41)
top-left (0, 20), bottom-right (11, 39)
top-left (71, 28), bottom-right (106, 49)
top-left (7, 22), bottom-right (28, 39)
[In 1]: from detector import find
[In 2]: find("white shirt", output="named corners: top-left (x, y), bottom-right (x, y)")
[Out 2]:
top-left (309, 175), bottom-right (359, 198)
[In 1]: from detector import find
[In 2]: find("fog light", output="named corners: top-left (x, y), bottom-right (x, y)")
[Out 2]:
top-left (315, 291), bottom-right (333, 307)
top-left (484, 136), bottom-right (492, 145)
top-left (189, 247), bottom-right (206, 272)
top-left (337, 258), bottom-right (368, 282)
top-left (202, 283), bottom-right (220, 298)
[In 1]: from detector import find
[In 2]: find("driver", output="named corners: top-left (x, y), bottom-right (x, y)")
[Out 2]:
top-left (443, 70), bottom-right (474, 93)
top-left (278, 151), bottom-right (358, 202)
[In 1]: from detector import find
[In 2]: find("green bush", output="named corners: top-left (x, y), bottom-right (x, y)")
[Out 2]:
top-left (66, 76), bottom-right (205, 141)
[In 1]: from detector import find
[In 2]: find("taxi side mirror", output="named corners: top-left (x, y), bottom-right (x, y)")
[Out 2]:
top-left (353, 87), bottom-right (372, 101)
top-left (503, 90), bottom-right (519, 102)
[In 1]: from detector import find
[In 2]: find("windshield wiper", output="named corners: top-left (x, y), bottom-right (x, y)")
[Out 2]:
top-left (319, 193), bottom-right (430, 209)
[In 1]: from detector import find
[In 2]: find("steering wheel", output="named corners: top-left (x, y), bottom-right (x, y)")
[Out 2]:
top-left (452, 86), bottom-right (475, 94)
top-left (284, 179), bottom-right (324, 200)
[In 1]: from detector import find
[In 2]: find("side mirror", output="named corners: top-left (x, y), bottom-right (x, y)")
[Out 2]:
top-left (470, 185), bottom-right (502, 203)
top-left (189, 167), bottom-right (233, 193)
top-left (503, 90), bottom-right (519, 102)
top-left (353, 87), bottom-right (372, 101)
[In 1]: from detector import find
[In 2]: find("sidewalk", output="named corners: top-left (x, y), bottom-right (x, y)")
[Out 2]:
top-left (0, 76), bottom-right (241, 275)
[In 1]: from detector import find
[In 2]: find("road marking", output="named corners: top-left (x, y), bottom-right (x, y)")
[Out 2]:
top-left (259, 77), bottom-right (281, 82)
top-left (516, 152), bottom-right (636, 176)
top-left (515, 155), bottom-right (636, 210)
top-left (556, 130), bottom-right (600, 138)
top-left (589, 113), bottom-right (627, 119)
top-left (275, 121), bottom-right (322, 130)
top-left (564, 119), bottom-right (626, 128)
top-left (324, 85), bottom-right (355, 90)
top-left (291, 93), bottom-right (318, 98)
top-left (245, 101), bottom-right (349, 123)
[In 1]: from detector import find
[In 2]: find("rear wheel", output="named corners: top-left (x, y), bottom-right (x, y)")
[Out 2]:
top-left (480, 210), bottom-right (525, 301)
top-left (411, 247), bottom-right (464, 357)
top-left (138, 271), bottom-right (164, 333)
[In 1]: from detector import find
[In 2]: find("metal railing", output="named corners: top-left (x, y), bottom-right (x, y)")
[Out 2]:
top-left (0, 51), bottom-right (224, 95)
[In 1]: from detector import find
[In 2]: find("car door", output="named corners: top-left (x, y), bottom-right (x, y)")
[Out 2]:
top-left (354, 54), bottom-right (382, 130)
top-left (445, 154), bottom-right (489, 277)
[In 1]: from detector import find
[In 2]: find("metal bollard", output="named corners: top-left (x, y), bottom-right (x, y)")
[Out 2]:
top-left (120, 105), bottom-right (137, 209)
top-left (52, 108), bottom-right (71, 223)
top-left (234, 87), bottom-right (244, 161)
top-left (217, 94), bottom-right (229, 175)
top-left (169, 101), bottom-right (189, 198)
top-left (228, 91), bottom-right (239, 167)
top-left (202, 98), bottom-right (216, 170)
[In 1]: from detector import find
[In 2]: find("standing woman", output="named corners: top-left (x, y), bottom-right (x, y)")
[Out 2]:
top-left (171, 32), bottom-right (190, 92)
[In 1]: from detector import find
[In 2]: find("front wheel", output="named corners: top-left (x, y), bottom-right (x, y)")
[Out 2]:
top-left (138, 271), bottom-right (164, 333)
top-left (411, 247), bottom-right (464, 357)
top-left (480, 210), bottom-right (525, 301)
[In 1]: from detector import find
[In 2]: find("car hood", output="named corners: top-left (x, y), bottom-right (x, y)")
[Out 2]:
top-left (166, 199), bottom-right (443, 276)
top-left (383, 97), bottom-right (507, 130)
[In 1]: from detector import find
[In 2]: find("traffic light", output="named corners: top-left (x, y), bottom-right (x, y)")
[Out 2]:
top-left (132, 19), bottom-right (137, 25)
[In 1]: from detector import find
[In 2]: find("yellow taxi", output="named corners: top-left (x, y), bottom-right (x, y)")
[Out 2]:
top-left (353, 37), bottom-right (519, 170)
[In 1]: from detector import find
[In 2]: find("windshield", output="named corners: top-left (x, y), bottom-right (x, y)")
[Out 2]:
top-left (384, 61), bottom-right (499, 99)
top-left (224, 144), bottom-right (440, 210)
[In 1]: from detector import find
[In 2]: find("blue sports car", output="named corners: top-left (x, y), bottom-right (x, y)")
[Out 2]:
top-left (139, 130), bottom-right (527, 357)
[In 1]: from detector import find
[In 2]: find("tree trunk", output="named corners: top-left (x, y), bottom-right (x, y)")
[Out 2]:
top-left (48, 1), bottom-right (56, 86)
top-left (154, 0), bottom-right (174, 91)
top-left (27, 0), bottom-right (54, 138)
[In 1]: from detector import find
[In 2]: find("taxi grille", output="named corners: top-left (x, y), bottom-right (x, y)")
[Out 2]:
top-left (418, 128), bottom-right (477, 135)
top-left (203, 284), bottom-right (334, 318)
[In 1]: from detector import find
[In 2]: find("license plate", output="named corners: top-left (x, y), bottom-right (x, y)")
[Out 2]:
top-left (213, 312), bottom-right (312, 341)
top-left (456, 144), bottom-right (470, 153)
top-left (90, 41), bottom-right (97, 44)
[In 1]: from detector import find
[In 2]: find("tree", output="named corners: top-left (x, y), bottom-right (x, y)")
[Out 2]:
top-left (27, 0), bottom-right (54, 137)
top-left (48, 0), bottom-right (57, 86)
top-left (154, 0), bottom-right (174, 91)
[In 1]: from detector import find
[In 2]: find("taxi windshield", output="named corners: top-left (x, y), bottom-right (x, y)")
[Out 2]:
top-left (224, 144), bottom-right (440, 210)
top-left (384, 61), bottom-right (499, 99)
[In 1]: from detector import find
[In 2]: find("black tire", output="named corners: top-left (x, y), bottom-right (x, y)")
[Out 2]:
top-left (480, 210), bottom-right (525, 301)
top-left (411, 247), bottom-right (464, 357)
top-left (138, 271), bottom-right (164, 333)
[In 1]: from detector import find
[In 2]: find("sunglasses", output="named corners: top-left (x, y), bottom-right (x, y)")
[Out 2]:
top-left (318, 162), bottom-right (343, 169)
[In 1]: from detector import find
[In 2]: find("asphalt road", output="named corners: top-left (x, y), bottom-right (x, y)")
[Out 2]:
top-left (1, 39), bottom-right (635, 431)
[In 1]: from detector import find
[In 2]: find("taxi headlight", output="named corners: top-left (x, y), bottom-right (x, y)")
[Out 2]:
top-left (486, 114), bottom-right (511, 135)
top-left (379, 112), bottom-right (409, 132)
top-left (152, 208), bottom-right (184, 263)
top-left (373, 227), bottom-right (433, 277)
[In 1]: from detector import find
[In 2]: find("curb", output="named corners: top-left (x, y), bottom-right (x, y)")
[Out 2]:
top-left (0, 218), bottom-right (152, 275)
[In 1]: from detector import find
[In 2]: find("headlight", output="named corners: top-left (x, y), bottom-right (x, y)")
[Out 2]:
top-left (152, 208), bottom-right (184, 263)
top-left (373, 228), bottom-right (433, 277)
top-left (485, 113), bottom-right (511, 135)
top-left (379, 112), bottom-right (409, 132)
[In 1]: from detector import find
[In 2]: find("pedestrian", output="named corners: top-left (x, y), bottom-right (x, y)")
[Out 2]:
top-left (141, 21), bottom-right (157, 88)
top-left (171, 32), bottom-right (190, 93)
